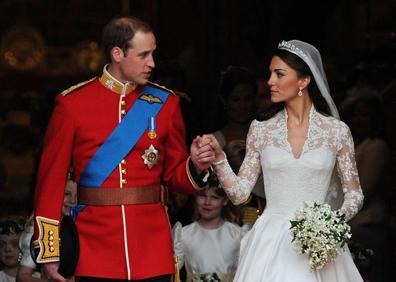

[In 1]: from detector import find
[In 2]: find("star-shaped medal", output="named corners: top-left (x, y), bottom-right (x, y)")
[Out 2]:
top-left (142, 144), bottom-right (159, 169)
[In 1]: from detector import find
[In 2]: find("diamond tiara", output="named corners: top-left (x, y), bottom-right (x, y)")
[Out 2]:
top-left (278, 40), bottom-right (308, 59)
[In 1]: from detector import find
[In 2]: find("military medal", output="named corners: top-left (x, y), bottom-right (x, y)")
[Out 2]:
top-left (143, 117), bottom-right (159, 168)
top-left (142, 144), bottom-right (159, 169)
top-left (148, 116), bottom-right (157, 140)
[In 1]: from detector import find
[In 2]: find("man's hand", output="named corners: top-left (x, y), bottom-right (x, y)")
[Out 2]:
top-left (190, 136), bottom-right (215, 172)
top-left (42, 262), bottom-right (67, 282)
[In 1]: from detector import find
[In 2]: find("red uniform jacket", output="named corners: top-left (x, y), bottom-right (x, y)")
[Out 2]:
top-left (34, 71), bottom-right (200, 280)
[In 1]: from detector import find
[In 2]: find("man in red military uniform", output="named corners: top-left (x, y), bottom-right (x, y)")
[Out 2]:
top-left (33, 16), bottom-right (214, 282)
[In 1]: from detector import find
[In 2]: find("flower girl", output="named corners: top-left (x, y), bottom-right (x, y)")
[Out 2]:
top-left (172, 177), bottom-right (247, 282)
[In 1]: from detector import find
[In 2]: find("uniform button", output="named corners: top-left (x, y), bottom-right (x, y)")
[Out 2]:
top-left (49, 241), bottom-right (54, 247)
top-left (121, 100), bottom-right (126, 106)
top-left (121, 109), bottom-right (126, 115)
top-left (48, 230), bottom-right (54, 235)
top-left (49, 236), bottom-right (54, 241)
top-left (121, 179), bottom-right (127, 184)
top-left (121, 169), bottom-right (127, 174)
top-left (49, 246), bottom-right (55, 252)
top-left (121, 159), bottom-right (126, 164)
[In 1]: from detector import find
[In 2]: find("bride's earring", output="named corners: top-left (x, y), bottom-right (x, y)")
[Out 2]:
top-left (298, 88), bottom-right (303, 97)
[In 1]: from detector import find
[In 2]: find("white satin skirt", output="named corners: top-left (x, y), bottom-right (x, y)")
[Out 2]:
top-left (233, 212), bottom-right (364, 282)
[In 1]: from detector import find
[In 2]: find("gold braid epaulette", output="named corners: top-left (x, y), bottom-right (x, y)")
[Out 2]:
top-left (60, 77), bottom-right (97, 96)
top-left (148, 81), bottom-right (176, 96)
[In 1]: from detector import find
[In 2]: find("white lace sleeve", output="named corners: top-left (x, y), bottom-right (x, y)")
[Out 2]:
top-left (172, 222), bottom-right (184, 269)
top-left (213, 121), bottom-right (261, 205)
top-left (336, 122), bottom-right (364, 221)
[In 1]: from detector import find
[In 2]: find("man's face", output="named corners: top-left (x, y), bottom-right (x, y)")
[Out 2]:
top-left (118, 31), bottom-right (156, 85)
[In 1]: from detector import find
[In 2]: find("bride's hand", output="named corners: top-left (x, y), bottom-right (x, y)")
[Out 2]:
top-left (201, 134), bottom-right (225, 164)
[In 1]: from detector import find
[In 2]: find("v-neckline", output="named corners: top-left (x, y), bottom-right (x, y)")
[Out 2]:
top-left (284, 106), bottom-right (314, 160)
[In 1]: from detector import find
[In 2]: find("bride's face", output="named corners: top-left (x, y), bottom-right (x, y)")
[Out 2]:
top-left (196, 188), bottom-right (227, 221)
top-left (267, 56), bottom-right (303, 104)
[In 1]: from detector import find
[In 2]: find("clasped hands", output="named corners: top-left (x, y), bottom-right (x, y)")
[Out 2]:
top-left (190, 134), bottom-right (224, 173)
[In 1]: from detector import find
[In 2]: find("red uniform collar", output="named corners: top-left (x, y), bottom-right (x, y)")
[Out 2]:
top-left (99, 65), bottom-right (137, 95)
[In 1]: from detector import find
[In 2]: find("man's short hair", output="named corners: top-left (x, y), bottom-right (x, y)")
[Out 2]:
top-left (102, 16), bottom-right (153, 62)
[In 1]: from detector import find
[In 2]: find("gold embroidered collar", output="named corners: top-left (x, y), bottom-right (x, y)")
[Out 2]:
top-left (99, 65), bottom-right (137, 95)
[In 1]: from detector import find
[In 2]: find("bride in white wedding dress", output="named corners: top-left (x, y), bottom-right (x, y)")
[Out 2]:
top-left (205, 40), bottom-right (364, 282)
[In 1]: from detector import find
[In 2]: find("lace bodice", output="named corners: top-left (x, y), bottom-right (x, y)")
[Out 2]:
top-left (214, 107), bottom-right (363, 221)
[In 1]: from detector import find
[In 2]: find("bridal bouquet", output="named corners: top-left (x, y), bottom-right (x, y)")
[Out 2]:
top-left (290, 202), bottom-right (352, 271)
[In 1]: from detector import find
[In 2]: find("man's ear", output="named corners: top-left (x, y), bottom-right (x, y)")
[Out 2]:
top-left (111, 46), bottom-right (124, 63)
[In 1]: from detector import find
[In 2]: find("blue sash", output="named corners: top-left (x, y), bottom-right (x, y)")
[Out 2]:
top-left (70, 84), bottom-right (169, 219)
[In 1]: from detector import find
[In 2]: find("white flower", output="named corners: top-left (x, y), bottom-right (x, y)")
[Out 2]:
top-left (290, 202), bottom-right (351, 271)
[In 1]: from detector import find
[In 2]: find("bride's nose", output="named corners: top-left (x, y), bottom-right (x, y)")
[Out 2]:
top-left (267, 74), bottom-right (275, 86)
